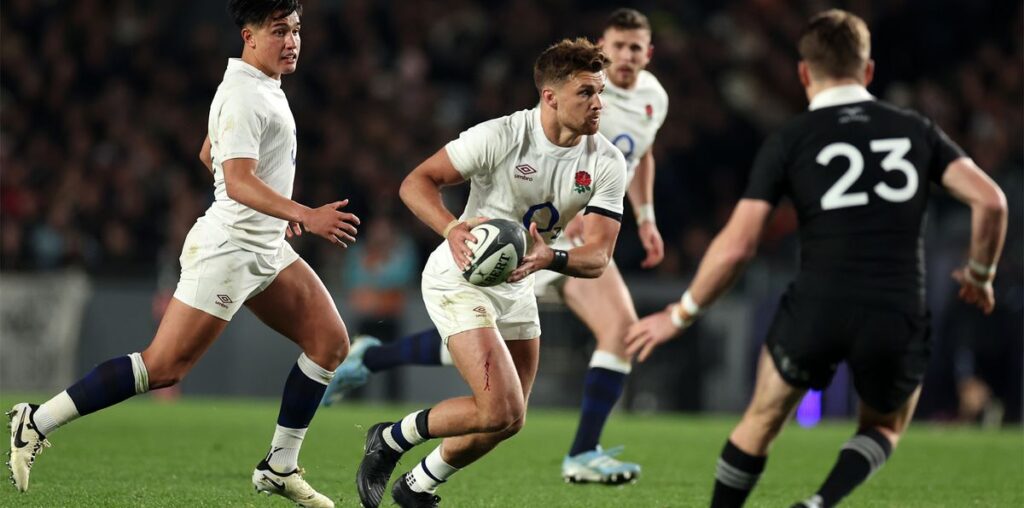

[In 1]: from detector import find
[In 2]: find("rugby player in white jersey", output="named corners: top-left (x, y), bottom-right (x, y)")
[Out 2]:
top-left (325, 8), bottom-right (667, 485)
top-left (353, 39), bottom-right (627, 508)
top-left (7, 2), bottom-right (357, 506)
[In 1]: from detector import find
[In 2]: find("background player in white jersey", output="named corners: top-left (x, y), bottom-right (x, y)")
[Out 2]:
top-left (7, 2), bottom-right (359, 506)
top-left (625, 10), bottom-right (1008, 508)
top-left (354, 39), bottom-right (627, 508)
top-left (325, 8), bottom-right (667, 484)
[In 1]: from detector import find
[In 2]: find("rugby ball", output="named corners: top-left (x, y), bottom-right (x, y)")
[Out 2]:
top-left (461, 219), bottom-right (527, 287)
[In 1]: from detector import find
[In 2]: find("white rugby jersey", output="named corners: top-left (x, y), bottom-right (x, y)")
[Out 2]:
top-left (599, 70), bottom-right (669, 183)
top-left (203, 58), bottom-right (297, 254)
top-left (446, 108), bottom-right (627, 246)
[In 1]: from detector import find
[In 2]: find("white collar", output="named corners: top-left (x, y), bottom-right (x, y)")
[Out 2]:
top-left (808, 84), bottom-right (874, 111)
top-left (227, 58), bottom-right (281, 88)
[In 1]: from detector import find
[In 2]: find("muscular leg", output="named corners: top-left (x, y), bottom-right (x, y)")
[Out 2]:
top-left (561, 263), bottom-right (638, 465)
top-left (808, 387), bottom-right (922, 507)
top-left (12, 299), bottom-right (227, 492)
top-left (244, 258), bottom-right (349, 473)
top-left (33, 299), bottom-right (228, 437)
top-left (438, 338), bottom-right (539, 467)
top-left (712, 347), bottom-right (806, 508)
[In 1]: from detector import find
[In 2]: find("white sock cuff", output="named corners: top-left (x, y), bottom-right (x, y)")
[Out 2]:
top-left (426, 445), bottom-right (458, 477)
top-left (271, 424), bottom-right (308, 449)
top-left (297, 353), bottom-right (335, 386)
top-left (34, 391), bottom-right (81, 436)
top-left (401, 411), bottom-right (427, 445)
top-left (589, 350), bottom-right (632, 374)
top-left (128, 352), bottom-right (149, 394)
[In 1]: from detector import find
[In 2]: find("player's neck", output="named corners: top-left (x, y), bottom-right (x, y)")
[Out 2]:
top-left (539, 107), bottom-right (584, 147)
top-left (242, 50), bottom-right (282, 81)
top-left (608, 75), bottom-right (637, 90)
top-left (806, 78), bottom-right (864, 102)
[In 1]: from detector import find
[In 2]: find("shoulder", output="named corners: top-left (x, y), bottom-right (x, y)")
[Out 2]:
top-left (637, 70), bottom-right (669, 106)
top-left (468, 109), bottom-right (530, 139)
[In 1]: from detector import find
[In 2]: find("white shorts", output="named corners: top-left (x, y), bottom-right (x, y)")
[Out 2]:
top-left (173, 219), bottom-right (300, 321)
top-left (421, 243), bottom-right (541, 343)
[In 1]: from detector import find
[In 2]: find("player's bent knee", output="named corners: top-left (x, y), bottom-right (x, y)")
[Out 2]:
top-left (477, 399), bottom-right (526, 433)
top-left (305, 333), bottom-right (350, 370)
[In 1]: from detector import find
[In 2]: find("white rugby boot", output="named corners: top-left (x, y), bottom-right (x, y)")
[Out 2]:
top-left (7, 403), bottom-right (51, 492)
top-left (252, 458), bottom-right (334, 507)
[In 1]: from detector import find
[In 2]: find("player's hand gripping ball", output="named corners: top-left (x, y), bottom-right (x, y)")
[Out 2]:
top-left (461, 219), bottom-right (527, 287)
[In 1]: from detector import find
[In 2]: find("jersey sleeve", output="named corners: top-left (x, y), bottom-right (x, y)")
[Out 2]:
top-left (444, 116), bottom-right (513, 179)
top-left (215, 91), bottom-right (266, 161)
top-left (742, 132), bottom-right (787, 205)
top-left (584, 149), bottom-right (627, 221)
top-left (925, 118), bottom-right (967, 183)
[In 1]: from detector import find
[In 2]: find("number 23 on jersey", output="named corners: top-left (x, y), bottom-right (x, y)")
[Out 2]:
top-left (817, 137), bottom-right (918, 211)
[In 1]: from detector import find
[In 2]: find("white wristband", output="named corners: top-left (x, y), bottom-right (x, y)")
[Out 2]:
top-left (963, 269), bottom-right (993, 289)
top-left (967, 259), bottom-right (996, 277)
top-left (669, 304), bottom-right (691, 329)
top-left (636, 203), bottom-right (656, 225)
top-left (680, 290), bottom-right (702, 317)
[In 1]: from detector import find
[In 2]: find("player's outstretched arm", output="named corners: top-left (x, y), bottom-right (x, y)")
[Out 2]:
top-left (222, 157), bottom-right (360, 246)
top-left (625, 199), bottom-right (772, 361)
top-left (399, 148), bottom-right (481, 270)
top-left (941, 157), bottom-right (1008, 314)
top-left (628, 148), bottom-right (664, 269)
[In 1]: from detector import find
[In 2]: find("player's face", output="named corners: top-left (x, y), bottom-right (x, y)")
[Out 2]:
top-left (553, 71), bottom-right (605, 135)
top-left (248, 11), bottom-right (301, 78)
top-left (599, 27), bottom-right (652, 89)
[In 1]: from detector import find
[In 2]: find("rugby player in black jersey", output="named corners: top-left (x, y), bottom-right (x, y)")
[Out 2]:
top-left (625, 9), bottom-right (1007, 508)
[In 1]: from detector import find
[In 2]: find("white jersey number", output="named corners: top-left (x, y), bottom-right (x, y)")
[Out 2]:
top-left (818, 138), bottom-right (917, 211)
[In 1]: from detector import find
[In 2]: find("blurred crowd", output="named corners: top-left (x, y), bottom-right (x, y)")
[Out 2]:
top-left (1, 0), bottom-right (1021, 420)
top-left (0, 0), bottom-right (1018, 276)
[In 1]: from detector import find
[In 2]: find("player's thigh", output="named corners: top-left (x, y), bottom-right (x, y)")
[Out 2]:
top-left (562, 261), bottom-right (637, 349)
top-left (744, 346), bottom-right (807, 421)
top-left (848, 307), bottom-right (930, 419)
top-left (142, 298), bottom-right (229, 386)
top-left (506, 338), bottom-right (540, 401)
top-left (245, 257), bottom-right (349, 362)
top-left (448, 328), bottom-right (524, 408)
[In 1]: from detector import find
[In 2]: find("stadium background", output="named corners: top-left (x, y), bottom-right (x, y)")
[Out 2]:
top-left (1, 0), bottom-right (1021, 427)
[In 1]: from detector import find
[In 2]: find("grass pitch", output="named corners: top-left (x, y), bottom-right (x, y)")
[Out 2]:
top-left (0, 395), bottom-right (1021, 507)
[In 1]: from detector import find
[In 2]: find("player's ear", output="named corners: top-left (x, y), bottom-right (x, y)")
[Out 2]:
top-left (646, 44), bottom-right (654, 61)
top-left (241, 26), bottom-right (256, 49)
top-left (541, 88), bottom-right (557, 110)
top-left (797, 61), bottom-right (812, 89)
top-left (863, 60), bottom-right (875, 87)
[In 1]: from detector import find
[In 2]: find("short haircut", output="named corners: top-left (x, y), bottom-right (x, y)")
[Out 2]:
top-left (604, 8), bottom-right (651, 32)
top-left (798, 9), bottom-right (871, 80)
top-left (533, 38), bottom-right (611, 93)
top-left (227, 0), bottom-right (302, 29)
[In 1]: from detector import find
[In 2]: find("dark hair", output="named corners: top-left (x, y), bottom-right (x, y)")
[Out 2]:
top-left (227, 0), bottom-right (302, 29)
top-left (533, 38), bottom-right (611, 92)
top-left (798, 9), bottom-right (871, 80)
top-left (604, 8), bottom-right (651, 32)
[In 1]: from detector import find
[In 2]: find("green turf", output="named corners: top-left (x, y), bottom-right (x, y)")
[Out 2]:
top-left (0, 395), bottom-right (1021, 507)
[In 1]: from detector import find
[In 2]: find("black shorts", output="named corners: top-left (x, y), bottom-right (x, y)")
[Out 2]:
top-left (764, 289), bottom-right (931, 414)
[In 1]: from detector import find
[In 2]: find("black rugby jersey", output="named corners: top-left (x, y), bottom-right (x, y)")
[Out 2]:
top-left (743, 85), bottom-right (966, 313)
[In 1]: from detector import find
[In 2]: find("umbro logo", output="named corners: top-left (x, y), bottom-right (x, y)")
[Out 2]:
top-left (515, 164), bottom-right (537, 182)
top-left (473, 305), bottom-right (488, 316)
top-left (215, 294), bottom-right (234, 308)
